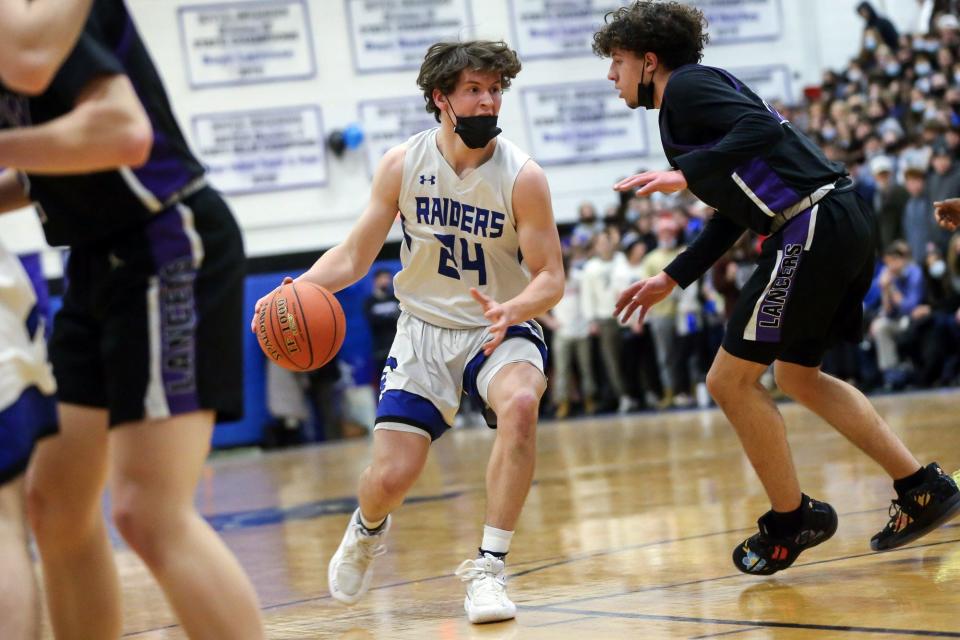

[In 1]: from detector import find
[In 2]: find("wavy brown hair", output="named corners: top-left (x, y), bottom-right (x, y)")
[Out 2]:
top-left (592, 1), bottom-right (709, 70)
top-left (417, 40), bottom-right (522, 122)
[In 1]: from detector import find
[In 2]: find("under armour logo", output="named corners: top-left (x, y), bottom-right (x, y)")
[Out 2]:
top-left (419, 175), bottom-right (436, 185)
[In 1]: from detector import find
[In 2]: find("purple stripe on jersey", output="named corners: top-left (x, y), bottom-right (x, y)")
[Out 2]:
top-left (130, 129), bottom-right (198, 204)
top-left (736, 156), bottom-right (801, 213)
top-left (754, 208), bottom-right (811, 343)
top-left (146, 207), bottom-right (201, 415)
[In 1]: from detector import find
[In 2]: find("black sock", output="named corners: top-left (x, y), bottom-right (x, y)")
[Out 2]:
top-left (893, 466), bottom-right (926, 495)
top-left (768, 496), bottom-right (807, 537)
top-left (355, 511), bottom-right (386, 534)
top-left (479, 547), bottom-right (507, 560)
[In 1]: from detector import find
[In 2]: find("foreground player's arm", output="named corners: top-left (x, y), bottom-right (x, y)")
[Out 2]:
top-left (471, 161), bottom-right (564, 355)
top-left (297, 146), bottom-right (404, 292)
top-left (0, 0), bottom-right (93, 94)
top-left (0, 73), bottom-right (152, 173)
top-left (0, 170), bottom-right (30, 214)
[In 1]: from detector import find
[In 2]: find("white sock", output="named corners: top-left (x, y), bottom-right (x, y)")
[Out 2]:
top-left (358, 509), bottom-right (386, 531)
top-left (480, 525), bottom-right (514, 556)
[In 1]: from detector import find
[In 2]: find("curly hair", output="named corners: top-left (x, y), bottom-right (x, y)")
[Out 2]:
top-left (592, 1), bottom-right (709, 70)
top-left (417, 41), bottom-right (522, 122)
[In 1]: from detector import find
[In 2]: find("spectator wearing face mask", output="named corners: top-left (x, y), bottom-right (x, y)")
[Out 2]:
top-left (857, 2), bottom-right (900, 52)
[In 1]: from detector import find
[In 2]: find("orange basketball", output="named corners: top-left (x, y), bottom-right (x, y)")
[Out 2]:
top-left (256, 281), bottom-right (346, 371)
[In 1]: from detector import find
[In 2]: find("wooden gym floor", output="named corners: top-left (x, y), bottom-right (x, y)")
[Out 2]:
top-left (74, 389), bottom-right (960, 639)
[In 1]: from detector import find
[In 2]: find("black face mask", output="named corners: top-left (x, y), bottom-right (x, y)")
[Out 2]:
top-left (447, 100), bottom-right (501, 149)
top-left (635, 57), bottom-right (656, 110)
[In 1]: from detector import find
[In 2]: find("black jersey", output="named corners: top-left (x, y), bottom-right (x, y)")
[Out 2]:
top-left (0, 0), bottom-right (205, 247)
top-left (658, 65), bottom-right (847, 288)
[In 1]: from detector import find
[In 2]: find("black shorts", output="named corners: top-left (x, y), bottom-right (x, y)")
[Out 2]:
top-left (49, 187), bottom-right (245, 426)
top-left (723, 187), bottom-right (877, 367)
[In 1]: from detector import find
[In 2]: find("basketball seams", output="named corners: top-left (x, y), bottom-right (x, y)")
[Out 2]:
top-left (314, 283), bottom-right (341, 368)
top-left (266, 288), bottom-right (291, 369)
top-left (289, 283), bottom-right (316, 370)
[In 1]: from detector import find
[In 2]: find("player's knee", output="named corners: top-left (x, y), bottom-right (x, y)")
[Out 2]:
top-left (705, 366), bottom-right (732, 403)
top-left (111, 494), bottom-right (178, 568)
top-left (499, 389), bottom-right (540, 424)
top-left (371, 462), bottom-right (419, 500)
top-left (26, 479), bottom-right (81, 542)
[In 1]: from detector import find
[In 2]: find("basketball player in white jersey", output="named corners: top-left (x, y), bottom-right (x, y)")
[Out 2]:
top-left (253, 40), bottom-right (564, 623)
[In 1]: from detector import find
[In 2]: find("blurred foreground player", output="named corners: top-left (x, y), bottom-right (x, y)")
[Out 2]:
top-left (0, 0), bottom-right (264, 637)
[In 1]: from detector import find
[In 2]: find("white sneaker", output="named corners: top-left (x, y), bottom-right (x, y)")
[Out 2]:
top-left (454, 553), bottom-right (516, 624)
top-left (328, 508), bottom-right (390, 605)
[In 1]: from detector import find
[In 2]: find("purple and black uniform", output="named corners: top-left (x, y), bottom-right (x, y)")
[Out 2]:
top-left (0, 0), bottom-right (244, 425)
top-left (658, 65), bottom-right (877, 366)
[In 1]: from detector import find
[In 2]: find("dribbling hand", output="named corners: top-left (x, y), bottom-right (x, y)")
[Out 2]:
top-left (250, 276), bottom-right (294, 334)
top-left (470, 288), bottom-right (514, 356)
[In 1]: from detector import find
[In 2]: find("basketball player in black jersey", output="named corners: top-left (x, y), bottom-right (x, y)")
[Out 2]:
top-left (594, 1), bottom-right (959, 575)
top-left (0, 0), bottom-right (264, 637)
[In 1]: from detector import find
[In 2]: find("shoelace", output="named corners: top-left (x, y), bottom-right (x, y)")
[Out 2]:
top-left (343, 526), bottom-right (387, 563)
top-left (884, 499), bottom-right (909, 531)
top-left (455, 560), bottom-right (507, 600)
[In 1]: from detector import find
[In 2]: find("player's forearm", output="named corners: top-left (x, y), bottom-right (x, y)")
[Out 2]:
top-left (0, 170), bottom-right (30, 214)
top-left (0, 0), bottom-right (94, 94)
top-left (504, 269), bottom-right (564, 322)
top-left (0, 100), bottom-right (151, 174)
top-left (296, 244), bottom-right (367, 294)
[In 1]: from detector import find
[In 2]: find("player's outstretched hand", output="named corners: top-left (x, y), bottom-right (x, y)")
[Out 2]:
top-left (934, 198), bottom-right (960, 231)
top-left (250, 276), bottom-right (294, 333)
top-left (614, 170), bottom-right (687, 196)
top-left (471, 288), bottom-right (514, 356)
top-left (613, 272), bottom-right (677, 325)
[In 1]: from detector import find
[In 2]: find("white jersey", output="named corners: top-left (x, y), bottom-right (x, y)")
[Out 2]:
top-left (0, 243), bottom-right (55, 413)
top-left (395, 128), bottom-right (532, 329)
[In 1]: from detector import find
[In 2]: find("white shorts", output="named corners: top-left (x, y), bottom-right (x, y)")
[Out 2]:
top-left (375, 311), bottom-right (547, 441)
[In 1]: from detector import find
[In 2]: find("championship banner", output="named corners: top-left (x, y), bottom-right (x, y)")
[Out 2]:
top-left (345, 0), bottom-right (473, 73)
top-left (359, 97), bottom-right (438, 175)
top-left (689, 0), bottom-right (782, 44)
top-left (178, 0), bottom-right (316, 88)
top-left (192, 105), bottom-right (327, 195)
top-left (508, 0), bottom-right (627, 60)
top-left (522, 80), bottom-right (648, 166)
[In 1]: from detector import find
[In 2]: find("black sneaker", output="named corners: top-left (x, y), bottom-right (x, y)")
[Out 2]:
top-left (733, 496), bottom-right (838, 575)
top-left (870, 462), bottom-right (960, 551)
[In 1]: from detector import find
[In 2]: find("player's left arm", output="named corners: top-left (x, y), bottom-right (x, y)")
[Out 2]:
top-left (0, 73), bottom-right (152, 174)
top-left (470, 160), bottom-right (564, 355)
